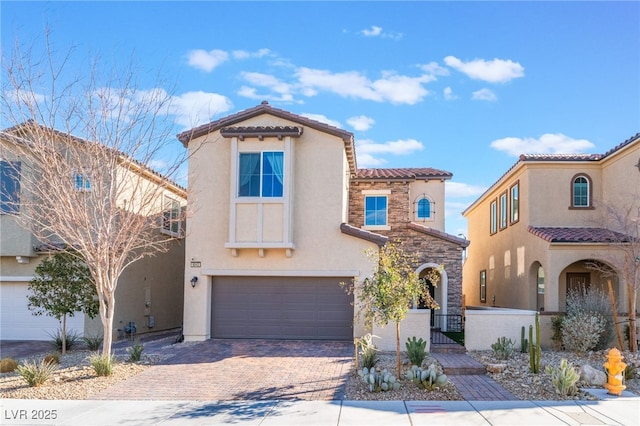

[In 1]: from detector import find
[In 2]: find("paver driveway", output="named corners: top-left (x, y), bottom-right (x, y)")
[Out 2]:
top-left (91, 339), bottom-right (353, 401)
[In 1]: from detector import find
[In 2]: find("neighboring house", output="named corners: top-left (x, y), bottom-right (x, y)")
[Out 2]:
top-left (178, 101), bottom-right (468, 343)
top-left (462, 133), bottom-right (640, 315)
top-left (0, 123), bottom-right (187, 341)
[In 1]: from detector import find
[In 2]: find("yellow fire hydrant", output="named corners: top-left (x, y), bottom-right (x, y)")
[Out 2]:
top-left (603, 348), bottom-right (626, 396)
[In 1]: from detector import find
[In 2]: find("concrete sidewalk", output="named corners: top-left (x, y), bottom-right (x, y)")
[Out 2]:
top-left (2, 390), bottom-right (638, 425)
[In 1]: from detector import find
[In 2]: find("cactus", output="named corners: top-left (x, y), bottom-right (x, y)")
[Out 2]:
top-left (406, 363), bottom-right (448, 390)
top-left (529, 313), bottom-right (541, 373)
top-left (491, 336), bottom-right (515, 360)
top-left (520, 326), bottom-right (528, 353)
top-left (357, 367), bottom-right (400, 392)
top-left (405, 336), bottom-right (427, 366)
top-left (545, 358), bottom-right (579, 396)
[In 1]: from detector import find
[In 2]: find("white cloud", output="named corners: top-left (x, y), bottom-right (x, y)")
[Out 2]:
top-left (4, 88), bottom-right (46, 104)
top-left (300, 113), bottom-right (342, 129)
top-left (419, 62), bottom-right (450, 77)
top-left (169, 91), bottom-right (233, 127)
top-left (232, 48), bottom-right (271, 59)
top-left (362, 25), bottom-right (383, 37)
top-left (356, 138), bottom-right (424, 167)
top-left (444, 56), bottom-right (524, 83)
top-left (443, 86), bottom-right (456, 100)
top-left (347, 115), bottom-right (375, 131)
top-left (295, 67), bottom-right (432, 105)
top-left (357, 153), bottom-right (387, 167)
top-left (490, 133), bottom-right (595, 157)
top-left (187, 49), bottom-right (229, 72)
top-left (240, 72), bottom-right (294, 101)
top-left (445, 181), bottom-right (488, 198)
top-left (472, 88), bottom-right (497, 102)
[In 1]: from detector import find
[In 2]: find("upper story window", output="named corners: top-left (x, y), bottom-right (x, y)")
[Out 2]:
top-left (510, 181), bottom-right (519, 224)
top-left (571, 174), bottom-right (591, 208)
top-left (489, 198), bottom-right (497, 235)
top-left (238, 151), bottom-right (284, 197)
top-left (499, 191), bottom-right (508, 230)
top-left (365, 195), bottom-right (387, 227)
top-left (74, 171), bottom-right (92, 191)
top-left (161, 195), bottom-right (182, 237)
top-left (414, 196), bottom-right (433, 221)
top-left (0, 160), bottom-right (21, 214)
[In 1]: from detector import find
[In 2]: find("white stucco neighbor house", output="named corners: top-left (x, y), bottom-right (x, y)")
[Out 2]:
top-left (178, 102), bottom-right (468, 345)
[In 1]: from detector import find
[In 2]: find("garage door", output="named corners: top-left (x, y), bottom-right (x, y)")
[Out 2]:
top-left (0, 282), bottom-right (84, 340)
top-left (211, 276), bottom-right (353, 340)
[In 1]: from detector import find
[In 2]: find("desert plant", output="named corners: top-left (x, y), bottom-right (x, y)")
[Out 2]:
top-left (550, 315), bottom-right (564, 350)
top-left (545, 358), bottom-right (580, 396)
top-left (357, 367), bottom-right (400, 392)
top-left (355, 334), bottom-right (379, 370)
top-left (49, 329), bottom-right (80, 353)
top-left (83, 334), bottom-right (104, 351)
top-left (127, 340), bottom-right (144, 362)
top-left (0, 358), bottom-right (18, 373)
top-left (529, 313), bottom-right (541, 374)
top-left (566, 287), bottom-right (614, 350)
top-left (406, 363), bottom-right (448, 390)
top-left (520, 326), bottom-right (528, 353)
top-left (561, 311), bottom-right (606, 353)
top-left (89, 353), bottom-right (115, 376)
top-left (406, 336), bottom-right (427, 367)
top-left (43, 353), bottom-right (60, 366)
top-left (491, 336), bottom-right (515, 360)
top-left (16, 359), bottom-right (58, 387)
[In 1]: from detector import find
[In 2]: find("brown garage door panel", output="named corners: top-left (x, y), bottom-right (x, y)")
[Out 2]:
top-left (212, 276), bottom-right (353, 340)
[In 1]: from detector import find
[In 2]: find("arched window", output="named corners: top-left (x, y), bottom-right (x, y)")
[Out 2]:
top-left (415, 196), bottom-right (433, 220)
top-left (571, 174), bottom-right (591, 208)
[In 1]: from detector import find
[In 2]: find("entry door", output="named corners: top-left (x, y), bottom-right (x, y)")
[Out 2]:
top-left (566, 273), bottom-right (590, 294)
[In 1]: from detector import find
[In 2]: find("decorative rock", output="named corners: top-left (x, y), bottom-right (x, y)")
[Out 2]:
top-left (486, 363), bottom-right (507, 373)
top-left (579, 364), bottom-right (607, 386)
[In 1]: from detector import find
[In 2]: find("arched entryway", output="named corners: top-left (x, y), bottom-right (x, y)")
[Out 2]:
top-left (529, 261), bottom-right (545, 311)
top-left (558, 259), bottom-right (619, 311)
top-left (416, 263), bottom-right (449, 331)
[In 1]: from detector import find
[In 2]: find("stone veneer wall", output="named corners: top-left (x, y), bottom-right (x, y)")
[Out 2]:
top-left (349, 180), bottom-right (464, 318)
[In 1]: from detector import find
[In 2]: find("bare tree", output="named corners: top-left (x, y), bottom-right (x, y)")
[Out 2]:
top-left (1, 32), bottom-right (187, 358)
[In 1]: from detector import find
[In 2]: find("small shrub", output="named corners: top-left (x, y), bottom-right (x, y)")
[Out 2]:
top-left (43, 353), bottom-right (60, 365)
top-left (49, 329), bottom-right (80, 352)
top-left (1, 358), bottom-right (18, 373)
top-left (550, 315), bottom-right (564, 350)
top-left (89, 353), bottom-right (115, 376)
top-left (127, 340), bottom-right (144, 362)
top-left (16, 359), bottom-right (58, 387)
top-left (491, 336), bottom-right (515, 360)
top-left (405, 336), bottom-right (427, 367)
top-left (82, 334), bottom-right (103, 351)
top-left (355, 334), bottom-right (379, 370)
top-left (545, 358), bottom-right (579, 396)
top-left (357, 367), bottom-right (400, 392)
top-left (566, 287), bottom-right (614, 350)
top-left (406, 363), bottom-right (448, 390)
top-left (561, 311), bottom-right (606, 353)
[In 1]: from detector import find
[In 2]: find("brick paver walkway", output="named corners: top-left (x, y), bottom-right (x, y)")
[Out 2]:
top-left (449, 375), bottom-right (518, 400)
top-left (91, 339), bottom-right (353, 401)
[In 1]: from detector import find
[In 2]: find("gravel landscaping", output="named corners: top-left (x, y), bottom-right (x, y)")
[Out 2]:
top-left (2, 343), bottom-right (639, 401)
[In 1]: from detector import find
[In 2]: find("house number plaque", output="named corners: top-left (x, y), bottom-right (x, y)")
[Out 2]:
top-left (190, 261), bottom-right (201, 268)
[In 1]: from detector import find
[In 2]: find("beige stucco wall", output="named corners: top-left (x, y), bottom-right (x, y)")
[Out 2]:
top-left (183, 113), bottom-right (377, 341)
top-left (372, 310), bottom-right (431, 352)
top-left (464, 308), bottom-right (537, 351)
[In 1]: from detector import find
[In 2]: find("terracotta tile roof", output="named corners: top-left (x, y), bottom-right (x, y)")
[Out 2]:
top-left (220, 126), bottom-right (303, 140)
top-left (408, 222), bottom-right (470, 247)
top-left (519, 153), bottom-right (602, 161)
top-left (354, 168), bottom-right (452, 181)
top-left (177, 101), bottom-right (356, 172)
top-left (528, 226), bottom-right (633, 243)
top-left (340, 223), bottom-right (388, 246)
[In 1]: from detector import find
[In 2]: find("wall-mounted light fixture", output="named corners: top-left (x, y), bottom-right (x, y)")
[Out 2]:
top-left (190, 276), bottom-right (198, 288)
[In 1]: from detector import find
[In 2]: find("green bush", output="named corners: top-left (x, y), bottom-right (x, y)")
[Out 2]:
top-left (16, 359), bottom-right (58, 387)
top-left (82, 334), bottom-right (103, 351)
top-left (491, 336), bottom-right (515, 360)
top-left (545, 358), bottom-right (579, 396)
top-left (89, 353), bottom-right (115, 376)
top-left (405, 337), bottom-right (427, 367)
top-left (355, 334), bottom-right (379, 370)
top-left (1, 358), bottom-right (18, 373)
top-left (127, 340), bottom-right (144, 362)
top-left (561, 311), bottom-right (606, 353)
top-left (49, 329), bottom-right (80, 352)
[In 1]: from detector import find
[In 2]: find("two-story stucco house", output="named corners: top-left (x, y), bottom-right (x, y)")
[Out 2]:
top-left (178, 101), bottom-right (468, 344)
top-left (462, 132), bottom-right (640, 317)
top-left (0, 123), bottom-right (187, 341)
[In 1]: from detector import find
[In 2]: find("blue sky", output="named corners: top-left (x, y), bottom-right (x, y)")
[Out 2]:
top-left (2, 1), bottom-right (639, 236)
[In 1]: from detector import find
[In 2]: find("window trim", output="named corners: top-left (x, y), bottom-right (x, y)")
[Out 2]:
top-left (489, 198), bottom-right (498, 235)
top-left (414, 195), bottom-right (434, 221)
top-left (509, 181), bottom-right (519, 224)
top-left (569, 173), bottom-right (593, 209)
top-left (0, 160), bottom-right (21, 215)
top-left (73, 170), bottom-right (92, 192)
top-left (499, 191), bottom-right (508, 230)
top-left (161, 194), bottom-right (183, 238)
top-left (364, 194), bottom-right (389, 229)
top-left (479, 270), bottom-right (487, 303)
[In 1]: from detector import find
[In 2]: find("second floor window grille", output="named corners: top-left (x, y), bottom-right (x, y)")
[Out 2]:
top-left (74, 172), bottom-right (92, 191)
top-left (572, 175), bottom-right (589, 207)
top-left (415, 197), bottom-right (433, 220)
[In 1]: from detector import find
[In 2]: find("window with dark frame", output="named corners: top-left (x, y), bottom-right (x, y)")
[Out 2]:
top-left (480, 270), bottom-right (487, 303)
top-left (510, 181), bottom-right (519, 224)
top-left (499, 191), bottom-right (508, 230)
top-left (489, 199), bottom-right (497, 234)
top-left (0, 160), bottom-right (21, 214)
top-left (571, 174), bottom-right (591, 208)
